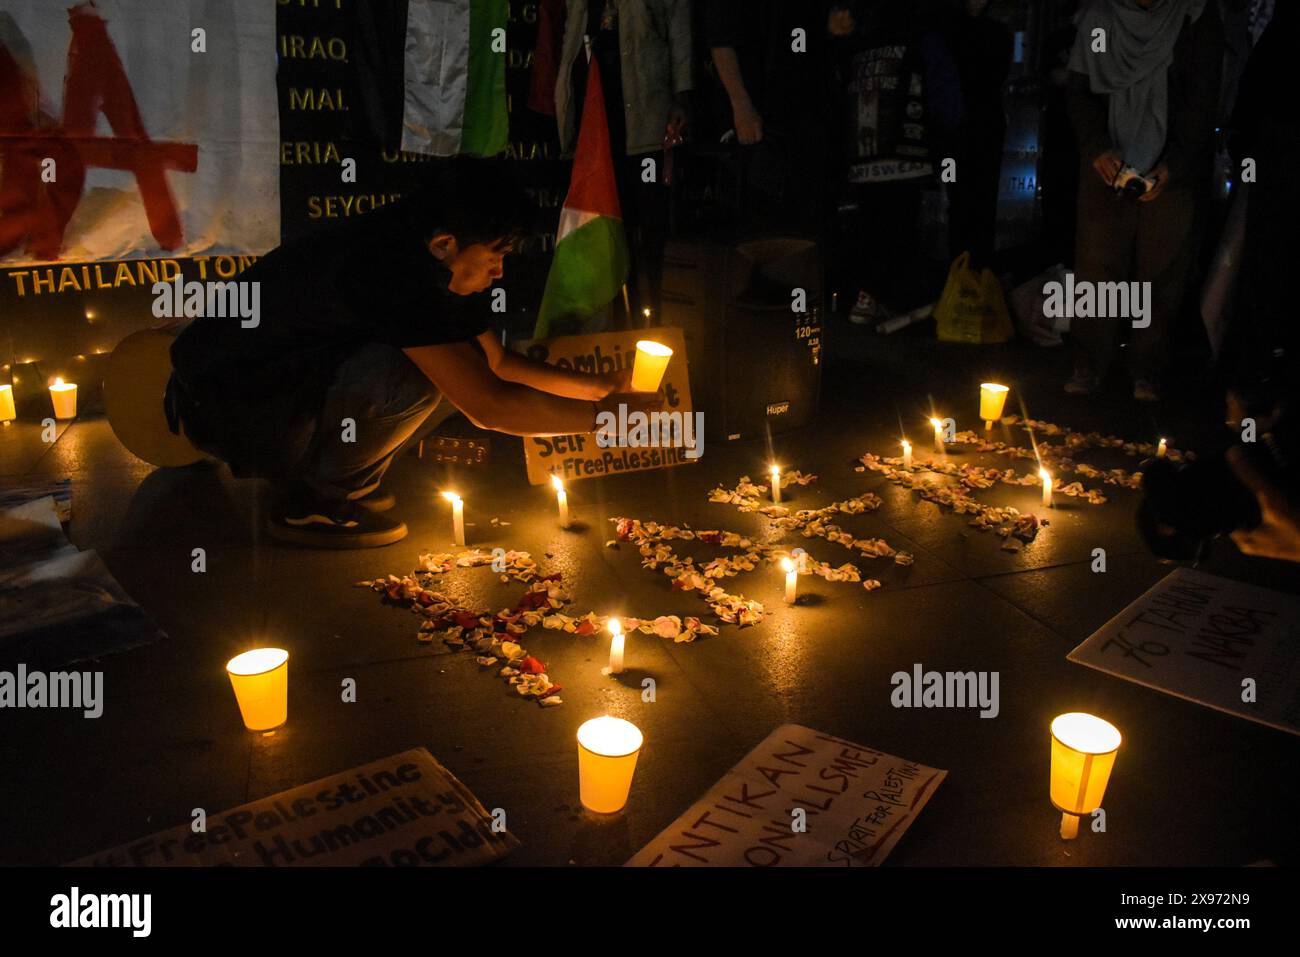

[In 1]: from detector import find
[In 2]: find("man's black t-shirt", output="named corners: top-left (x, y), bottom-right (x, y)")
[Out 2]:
top-left (170, 198), bottom-right (492, 473)
top-left (172, 199), bottom-right (491, 405)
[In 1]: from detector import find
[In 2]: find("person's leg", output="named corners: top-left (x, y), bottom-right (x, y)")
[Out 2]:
top-left (1129, 186), bottom-right (1199, 395)
top-left (1069, 164), bottom-right (1136, 389)
top-left (301, 342), bottom-right (442, 502)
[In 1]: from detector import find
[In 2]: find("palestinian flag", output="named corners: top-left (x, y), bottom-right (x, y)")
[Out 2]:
top-left (401, 0), bottom-right (509, 157)
top-left (533, 57), bottom-right (628, 338)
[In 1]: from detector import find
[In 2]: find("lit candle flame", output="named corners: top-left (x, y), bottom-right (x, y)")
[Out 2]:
top-left (440, 491), bottom-right (461, 504)
top-left (550, 474), bottom-right (564, 492)
top-left (780, 556), bottom-right (795, 573)
top-left (608, 617), bottom-right (622, 635)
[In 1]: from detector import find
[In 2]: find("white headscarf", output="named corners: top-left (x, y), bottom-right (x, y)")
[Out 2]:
top-left (1070, 0), bottom-right (1208, 173)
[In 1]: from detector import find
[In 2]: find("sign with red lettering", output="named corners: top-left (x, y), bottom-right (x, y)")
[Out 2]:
top-left (627, 724), bottom-right (946, 867)
top-left (0, 0), bottom-right (278, 266)
top-left (1070, 568), bottom-right (1300, 736)
top-left (71, 749), bottom-right (518, 866)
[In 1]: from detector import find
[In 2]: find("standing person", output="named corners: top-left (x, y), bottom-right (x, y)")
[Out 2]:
top-left (944, 0), bottom-right (1013, 270)
top-left (705, 0), bottom-right (838, 235)
top-left (553, 1), bottom-right (693, 325)
top-left (1065, 0), bottom-right (1224, 402)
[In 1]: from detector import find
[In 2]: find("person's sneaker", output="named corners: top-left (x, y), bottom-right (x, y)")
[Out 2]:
top-left (1133, 379), bottom-right (1162, 403)
top-left (849, 291), bottom-right (892, 325)
top-left (355, 488), bottom-right (396, 512)
top-left (269, 496), bottom-right (407, 548)
top-left (1064, 369), bottom-right (1100, 395)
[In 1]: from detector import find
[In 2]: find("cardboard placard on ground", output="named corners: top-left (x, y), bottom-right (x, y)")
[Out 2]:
top-left (514, 326), bottom-right (696, 485)
top-left (72, 748), bottom-right (517, 866)
top-left (627, 724), bottom-right (946, 867)
top-left (1069, 568), bottom-right (1300, 736)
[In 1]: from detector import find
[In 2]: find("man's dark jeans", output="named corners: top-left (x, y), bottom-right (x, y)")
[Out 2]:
top-left (172, 343), bottom-right (440, 503)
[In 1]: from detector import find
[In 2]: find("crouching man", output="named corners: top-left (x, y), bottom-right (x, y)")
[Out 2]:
top-left (166, 161), bottom-right (658, 548)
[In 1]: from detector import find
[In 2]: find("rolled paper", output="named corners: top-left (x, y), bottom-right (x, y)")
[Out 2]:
top-left (0, 384), bottom-right (15, 423)
top-left (577, 716), bottom-right (643, 814)
top-left (1050, 712), bottom-right (1121, 841)
top-left (226, 648), bottom-right (289, 731)
top-left (630, 340), bottom-right (672, 392)
top-left (49, 378), bottom-right (77, 419)
top-left (980, 383), bottom-right (1009, 427)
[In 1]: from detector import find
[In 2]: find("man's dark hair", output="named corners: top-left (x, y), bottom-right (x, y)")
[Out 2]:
top-left (400, 158), bottom-right (533, 251)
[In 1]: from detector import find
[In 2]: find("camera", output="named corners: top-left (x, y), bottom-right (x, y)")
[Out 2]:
top-left (1113, 165), bottom-right (1153, 197)
top-left (1137, 410), bottom-right (1297, 561)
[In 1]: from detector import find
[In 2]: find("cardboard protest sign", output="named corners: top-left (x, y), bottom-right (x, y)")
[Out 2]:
top-left (1069, 568), bottom-right (1300, 737)
top-left (514, 326), bottom-right (698, 485)
top-left (627, 724), bottom-right (945, 867)
top-left (72, 749), bottom-right (517, 866)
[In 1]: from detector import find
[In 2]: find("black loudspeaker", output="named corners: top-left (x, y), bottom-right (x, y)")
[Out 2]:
top-left (659, 237), bottom-right (823, 442)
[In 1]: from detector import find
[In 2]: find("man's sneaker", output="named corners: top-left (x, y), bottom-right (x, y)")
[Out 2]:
top-left (1133, 379), bottom-right (1162, 403)
top-left (356, 489), bottom-right (396, 512)
top-left (1064, 369), bottom-right (1100, 395)
top-left (849, 291), bottom-right (892, 325)
top-left (269, 497), bottom-right (407, 548)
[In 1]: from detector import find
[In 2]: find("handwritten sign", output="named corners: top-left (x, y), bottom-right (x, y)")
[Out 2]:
top-left (627, 724), bottom-right (945, 867)
top-left (514, 326), bottom-right (696, 486)
top-left (72, 749), bottom-right (517, 866)
top-left (1069, 568), bottom-right (1300, 736)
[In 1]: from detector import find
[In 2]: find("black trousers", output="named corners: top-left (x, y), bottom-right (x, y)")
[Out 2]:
top-left (175, 344), bottom-right (440, 502)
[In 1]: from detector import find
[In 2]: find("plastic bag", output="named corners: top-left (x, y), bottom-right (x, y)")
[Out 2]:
top-left (934, 252), bottom-right (1013, 344)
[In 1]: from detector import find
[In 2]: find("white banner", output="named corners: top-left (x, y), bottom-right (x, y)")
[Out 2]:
top-left (0, 0), bottom-right (279, 265)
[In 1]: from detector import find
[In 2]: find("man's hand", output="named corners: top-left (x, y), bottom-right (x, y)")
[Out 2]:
top-left (733, 99), bottom-right (764, 145)
top-left (1139, 162), bottom-right (1170, 203)
top-left (667, 96), bottom-right (690, 139)
top-left (1092, 149), bottom-right (1123, 186)
top-left (1227, 446), bottom-right (1300, 563)
top-left (596, 388), bottom-right (666, 421)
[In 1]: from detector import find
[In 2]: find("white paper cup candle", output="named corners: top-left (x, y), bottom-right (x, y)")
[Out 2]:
top-left (770, 465), bottom-right (782, 504)
top-left (604, 618), bottom-right (625, 675)
top-left (49, 377), bottom-right (77, 419)
top-left (1040, 469), bottom-right (1053, 509)
top-left (901, 439), bottom-right (912, 471)
top-left (980, 383), bottom-right (1009, 428)
top-left (1050, 712), bottom-right (1121, 840)
top-left (577, 716), bottom-right (643, 813)
top-left (0, 384), bottom-right (15, 424)
top-left (930, 417), bottom-right (944, 455)
top-left (630, 339), bottom-right (672, 392)
top-left (226, 648), bottom-right (289, 731)
top-left (441, 491), bottom-right (466, 546)
top-left (551, 474), bottom-right (570, 528)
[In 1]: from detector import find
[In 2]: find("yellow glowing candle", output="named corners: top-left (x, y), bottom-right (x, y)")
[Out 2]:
top-left (49, 377), bottom-right (77, 419)
top-left (630, 339), bottom-right (672, 392)
top-left (1050, 712), bottom-right (1121, 840)
top-left (901, 439), bottom-right (912, 471)
top-left (605, 618), bottom-right (625, 675)
top-left (770, 465), bottom-right (782, 504)
top-left (930, 417), bottom-right (945, 455)
top-left (781, 556), bottom-right (797, 604)
top-left (551, 473), bottom-right (570, 528)
top-left (0, 384), bottom-right (15, 424)
top-left (980, 383), bottom-right (1009, 428)
top-left (225, 648), bottom-right (289, 731)
top-left (1157, 438), bottom-right (1167, 458)
top-left (441, 491), bottom-right (466, 546)
top-left (577, 716), bottom-right (643, 813)
top-left (1040, 469), bottom-right (1053, 508)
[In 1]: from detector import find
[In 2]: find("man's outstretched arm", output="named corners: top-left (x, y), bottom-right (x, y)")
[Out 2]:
top-left (474, 330), bottom-right (631, 400)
